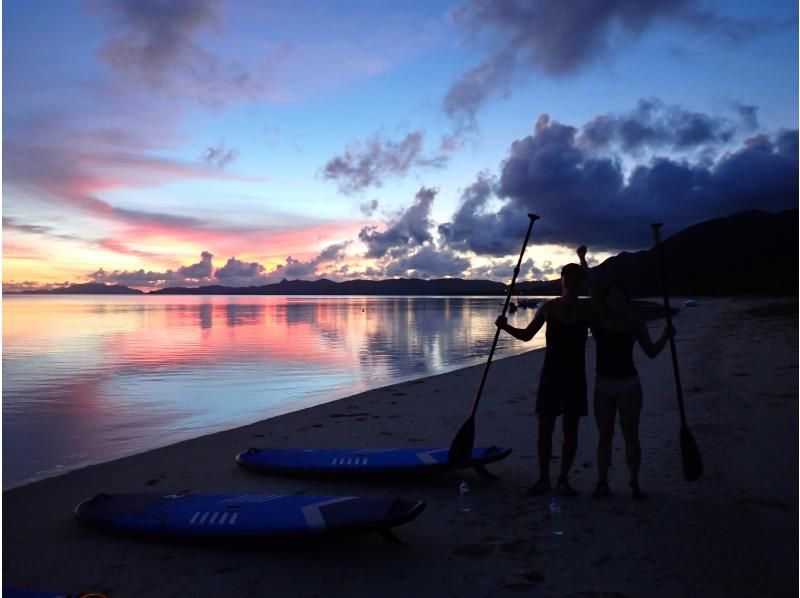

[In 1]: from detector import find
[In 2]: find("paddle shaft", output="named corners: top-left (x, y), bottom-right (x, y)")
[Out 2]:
top-left (467, 214), bottom-right (539, 419)
top-left (651, 224), bottom-right (688, 426)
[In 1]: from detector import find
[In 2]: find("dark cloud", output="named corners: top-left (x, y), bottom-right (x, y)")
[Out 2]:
top-left (440, 112), bottom-right (797, 253)
top-left (267, 241), bottom-right (351, 280)
top-left (89, 251), bottom-right (216, 287)
top-left (359, 187), bottom-right (436, 258)
top-left (178, 250), bottom-right (214, 279)
top-left (359, 199), bottom-right (379, 217)
top-left (384, 245), bottom-right (471, 278)
top-left (579, 98), bottom-right (753, 154)
top-left (733, 103), bottom-right (759, 131)
top-left (91, 0), bottom-right (261, 105)
top-left (84, 243), bottom-right (350, 289)
top-left (679, 8), bottom-right (792, 42)
top-left (443, 52), bottom-right (518, 131)
top-left (90, 267), bottom-right (184, 288)
top-left (202, 141), bottom-right (238, 169)
top-left (215, 256), bottom-right (267, 285)
top-left (467, 257), bottom-right (556, 281)
top-left (321, 131), bottom-right (447, 194)
top-left (445, 0), bottom-right (781, 127)
top-left (353, 187), bottom-right (474, 279)
top-left (316, 242), bottom-right (350, 263)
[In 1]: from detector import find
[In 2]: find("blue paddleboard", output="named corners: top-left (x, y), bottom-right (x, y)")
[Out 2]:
top-left (74, 493), bottom-right (424, 541)
top-left (2, 591), bottom-right (105, 598)
top-left (235, 446), bottom-right (512, 479)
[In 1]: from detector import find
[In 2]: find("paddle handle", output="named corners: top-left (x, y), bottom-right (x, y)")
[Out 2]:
top-left (651, 223), bottom-right (687, 426)
top-left (468, 214), bottom-right (539, 418)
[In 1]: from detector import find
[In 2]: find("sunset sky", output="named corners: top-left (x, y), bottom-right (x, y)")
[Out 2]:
top-left (3, 0), bottom-right (798, 291)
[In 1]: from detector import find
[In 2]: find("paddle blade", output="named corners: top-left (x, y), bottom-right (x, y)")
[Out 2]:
top-left (448, 417), bottom-right (475, 466)
top-left (680, 424), bottom-right (703, 482)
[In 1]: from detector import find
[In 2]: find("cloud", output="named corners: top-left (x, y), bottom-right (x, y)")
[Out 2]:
top-left (3, 217), bottom-right (159, 258)
top-left (437, 173), bottom-right (508, 255)
top-left (97, 239), bottom-right (162, 258)
top-left (264, 241), bottom-right (351, 281)
top-left (321, 131), bottom-right (447, 194)
top-left (214, 256), bottom-right (267, 285)
top-left (467, 257), bottom-right (556, 281)
top-left (444, 0), bottom-right (783, 127)
top-left (679, 8), bottom-right (792, 42)
top-left (178, 250), bottom-right (215, 279)
top-left (359, 199), bottom-right (379, 217)
top-left (90, 0), bottom-right (262, 106)
top-left (443, 52), bottom-right (518, 131)
top-left (383, 245), bottom-right (471, 278)
top-left (439, 111), bottom-right (797, 253)
top-left (359, 187), bottom-right (436, 258)
top-left (2, 113), bottom-right (286, 259)
top-left (89, 251), bottom-right (216, 287)
top-left (201, 140), bottom-right (238, 169)
top-left (83, 243), bottom-right (351, 289)
top-left (579, 98), bottom-right (755, 155)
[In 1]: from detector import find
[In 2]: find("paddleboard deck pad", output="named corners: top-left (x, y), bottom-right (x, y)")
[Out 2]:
top-left (74, 493), bottom-right (425, 541)
top-left (236, 446), bottom-right (512, 479)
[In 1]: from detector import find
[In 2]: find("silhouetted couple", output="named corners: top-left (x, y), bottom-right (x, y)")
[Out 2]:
top-left (496, 246), bottom-right (674, 500)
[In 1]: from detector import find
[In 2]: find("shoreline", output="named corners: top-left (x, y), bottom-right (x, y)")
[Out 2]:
top-left (4, 297), bottom-right (797, 597)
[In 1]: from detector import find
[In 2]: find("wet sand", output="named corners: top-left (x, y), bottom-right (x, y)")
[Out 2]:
top-left (3, 297), bottom-right (797, 597)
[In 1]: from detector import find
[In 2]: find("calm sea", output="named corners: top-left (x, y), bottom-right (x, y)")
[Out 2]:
top-left (2, 295), bottom-right (546, 489)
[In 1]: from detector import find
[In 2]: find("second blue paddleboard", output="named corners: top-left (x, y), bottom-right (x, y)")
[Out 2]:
top-left (236, 446), bottom-right (512, 479)
top-left (75, 493), bottom-right (425, 541)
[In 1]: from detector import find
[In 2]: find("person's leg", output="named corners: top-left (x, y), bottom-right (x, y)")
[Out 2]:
top-left (594, 379), bottom-right (618, 486)
top-left (559, 414), bottom-right (580, 479)
top-left (527, 414), bottom-right (556, 495)
top-left (618, 379), bottom-right (645, 499)
top-left (556, 414), bottom-right (581, 496)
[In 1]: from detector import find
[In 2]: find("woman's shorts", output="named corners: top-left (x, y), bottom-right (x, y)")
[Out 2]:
top-left (593, 375), bottom-right (643, 415)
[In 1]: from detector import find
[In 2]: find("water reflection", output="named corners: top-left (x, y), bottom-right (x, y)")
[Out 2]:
top-left (3, 295), bottom-right (545, 488)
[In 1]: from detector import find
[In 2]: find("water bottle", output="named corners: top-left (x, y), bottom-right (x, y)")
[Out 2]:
top-left (458, 480), bottom-right (471, 513)
top-left (549, 496), bottom-right (563, 535)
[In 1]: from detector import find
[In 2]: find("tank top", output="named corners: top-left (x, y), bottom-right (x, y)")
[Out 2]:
top-left (536, 311), bottom-right (589, 409)
top-left (593, 326), bottom-right (637, 378)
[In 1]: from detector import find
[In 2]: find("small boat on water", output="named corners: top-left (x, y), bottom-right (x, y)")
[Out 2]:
top-left (683, 299), bottom-right (698, 307)
top-left (516, 298), bottom-right (538, 309)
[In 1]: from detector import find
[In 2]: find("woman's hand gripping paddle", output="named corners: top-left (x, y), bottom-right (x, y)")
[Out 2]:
top-left (448, 214), bottom-right (540, 466)
top-left (651, 223), bottom-right (703, 482)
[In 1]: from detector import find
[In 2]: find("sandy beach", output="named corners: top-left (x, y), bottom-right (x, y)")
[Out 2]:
top-left (3, 297), bottom-right (797, 597)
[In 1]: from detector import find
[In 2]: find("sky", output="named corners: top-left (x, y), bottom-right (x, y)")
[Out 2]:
top-left (3, 0), bottom-right (798, 291)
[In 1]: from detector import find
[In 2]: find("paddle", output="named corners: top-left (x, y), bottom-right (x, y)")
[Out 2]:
top-left (448, 213), bottom-right (539, 466)
top-left (651, 223), bottom-right (704, 482)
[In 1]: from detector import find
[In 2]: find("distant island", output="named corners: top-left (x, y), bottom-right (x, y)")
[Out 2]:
top-left (15, 282), bottom-right (144, 295)
top-left (8, 209), bottom-right (797, 297)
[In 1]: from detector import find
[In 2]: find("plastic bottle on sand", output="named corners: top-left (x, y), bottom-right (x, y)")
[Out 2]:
top-left (458, 480), bottom-right (471, 513)
top-left (550, 495), bottom-right (563, 535)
